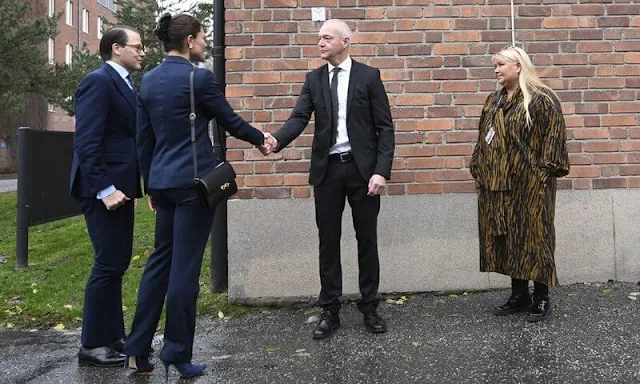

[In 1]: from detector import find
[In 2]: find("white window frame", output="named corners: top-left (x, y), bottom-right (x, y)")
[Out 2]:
top-left (65, 0), bottom-right (73, 26)
top-left (82, 9), bottom-right (89, 33)
top-left (48, 38), bottom-right (55, 64)
top-left (65, 44), bottom-right (73, 65)
top-left (48, 104), bottom-right (55, 112)
top-left (48, 0), bottom-right (55, 17)
top-left (97, 17), bottom-right (103, 38)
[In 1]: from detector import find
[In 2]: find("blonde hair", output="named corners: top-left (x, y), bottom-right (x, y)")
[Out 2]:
top-left (492, 46), bottom-right (557, 124)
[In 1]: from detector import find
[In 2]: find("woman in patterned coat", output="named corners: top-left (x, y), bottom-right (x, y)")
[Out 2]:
top-left (469, 46), bottom-right (569, 322)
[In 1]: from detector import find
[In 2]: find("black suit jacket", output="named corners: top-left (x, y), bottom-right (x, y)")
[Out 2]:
top-left (273, 60), bottom-right (394, 186)
top-left (70, 63), bottom-right (142, 199)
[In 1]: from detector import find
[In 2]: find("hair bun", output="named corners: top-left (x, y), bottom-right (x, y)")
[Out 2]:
top-left (155, 13), bottom-right (172, 43)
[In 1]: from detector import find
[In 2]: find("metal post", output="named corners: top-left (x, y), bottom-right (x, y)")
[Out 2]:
top-left (210, 0), bottom-right (229, 292)
top-left (16, 127), bottom-right (31, 269)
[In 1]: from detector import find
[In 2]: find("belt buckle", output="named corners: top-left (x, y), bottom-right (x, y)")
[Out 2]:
top-left (339, 152), bottom-right (350, 162)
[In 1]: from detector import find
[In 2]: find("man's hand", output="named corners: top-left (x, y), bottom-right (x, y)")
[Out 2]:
top-left (367, 174), bottom-right (386, 196)
top-left (148, 196), bottom-right (157, 215)
top-left (101, 190), bottom-right (130, 211)
top-left (258, 132), bottom-right (279, 155)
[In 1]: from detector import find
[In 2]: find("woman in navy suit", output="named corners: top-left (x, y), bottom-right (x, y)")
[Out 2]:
top-left (123, 13), bottom-right (269, 379)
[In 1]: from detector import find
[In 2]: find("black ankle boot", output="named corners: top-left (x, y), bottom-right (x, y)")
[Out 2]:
top-left (525, 295), bottom-right (551, 322)
top-left (492, 279), bottom-right (531, 316)
top-left (492, 293), bottom-right (531, 315)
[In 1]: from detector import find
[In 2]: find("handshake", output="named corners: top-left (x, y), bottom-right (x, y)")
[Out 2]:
top-left (258, 132), bottom-right (279, 156)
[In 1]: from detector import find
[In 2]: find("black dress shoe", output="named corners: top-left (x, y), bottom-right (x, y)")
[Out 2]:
top-left (108, 339), bottom-right (125, 353)
top-left (525, 296), bottom-right (551, 322)
top-left (492, 293), bottom-right (531, 316)
top-left (78, 346), bottom-right (126, 368)
top-left (312, 311), bottom-right (340, 339)
top-left (363, 309), bottom-right (387, 333)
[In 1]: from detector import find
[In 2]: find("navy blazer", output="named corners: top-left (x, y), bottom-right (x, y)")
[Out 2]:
top-left (70, 63), bottom-right (142, 199)
top-left (137, 56), bottom-right (264, 191)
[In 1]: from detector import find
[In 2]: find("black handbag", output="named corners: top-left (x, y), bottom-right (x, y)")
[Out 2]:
top-left (189, 70), bottom-right (238, 208)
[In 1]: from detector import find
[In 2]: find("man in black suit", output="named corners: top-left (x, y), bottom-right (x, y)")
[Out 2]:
top-left (70, 26), bottom-right (144, 367)
top-left (269, 19), bottom-right (395, 339)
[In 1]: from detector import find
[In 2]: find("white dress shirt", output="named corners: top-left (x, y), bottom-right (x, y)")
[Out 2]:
top-left (327, 56), bottom-right (352, 155)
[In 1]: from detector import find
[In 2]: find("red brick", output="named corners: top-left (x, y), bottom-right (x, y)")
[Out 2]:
top-left (406, 57), bottom-right (443, 68)
top-left (568, 154), bottom-right (593, 165)
top-left (568, 166), bottom-right (601, 178)
top-left (395, 145), bottom-right (435, 157)
top-left (434, 170), bottom-right (471, 181)
top-left (584, 141), bottom-right (620, 152)
top-left (407, 183), bottom-right (442, 194)
top-left (593, 178), bottom-right (628, 189)
top-left (544, 17), bottom-right (579, 29)
top-left (601, 116), bottom-right (637, 127)
top-left (621, 141), bottom-right (640, 152)
top-left (428, 107), bottom-right (464, 118)
top-left (292, 186), bottom-right (311, 198)
top-left (255, 187), bottom-right (291, 199)
top-left (396, 95), bottom-right (434, 106)
top-left (406, 158), bottom-right (442, 169)
top-left (435, 144), bottom-right (473, 156)
top-left (386, 32), bottom-right (424, 43)
top-left (571, 4), bottom-right (605, 15)
top-left (620, 165), bottom-right (640, 176)
top-left (577, 42), bottom-right (614, 53)
top-left (593, 153), bottom-right (628, 164)
top-left (443, 181), bottom-right (476, 193)
top-left (445, 31), bottom-right (480, 42)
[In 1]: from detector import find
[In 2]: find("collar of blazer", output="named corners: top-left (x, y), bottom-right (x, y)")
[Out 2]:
top-left (102, 63), bottom-right (136, 115)
top-left (163, 55), bottom-right (195, 67)
top-left (319, 59), bottom-right (360, 121)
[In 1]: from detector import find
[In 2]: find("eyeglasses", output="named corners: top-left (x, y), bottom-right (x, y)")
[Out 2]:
top-left (121, 44), bottom-right (144, 53)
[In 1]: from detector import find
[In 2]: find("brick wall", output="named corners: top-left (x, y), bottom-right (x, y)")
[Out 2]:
top-left (223, 0), bottom-right (640, 198)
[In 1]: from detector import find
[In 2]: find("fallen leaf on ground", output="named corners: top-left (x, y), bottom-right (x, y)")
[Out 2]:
top-left (628, 296), bottom-right (638, 301)
top-left (4, 295), bottom-right (22, 304)
top-left (54, 323), bottom-right (65, 330)
top-left (32, 289), bottom-right (38, 294)
top-left (132, 255), bottom-right (140, 262)
top-left (629, 292), bottom-right (640, 296)
top-left (64, 305), bottom-right (73, 310)
top-left (448, 294), bottom-right (458, 298)
top-left (295, 349), bottom-right (306, 353)
top-left (218, 311), bottom-right (224, 319)
top-left (6, 323), bottom-right (14, 328)
top-left (411, 341), bottom-right (422, 347)
top-left (0, 255), bottom-right (6, 263)
top-left (265, 347), bottom-right (278, 352)
top-left (602, 289), bottom-right (613, 294)
top-left (144, 250), bottom-right (151, 257)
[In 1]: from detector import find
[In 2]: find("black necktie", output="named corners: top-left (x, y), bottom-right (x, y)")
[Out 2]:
top-left (330, 67), bottom-right (341, 148)
top-left (126, 74), bottom-right (134, 91)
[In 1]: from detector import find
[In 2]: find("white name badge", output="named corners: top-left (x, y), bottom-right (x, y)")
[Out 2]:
top-left (485, 127), bottom-right (495, 144)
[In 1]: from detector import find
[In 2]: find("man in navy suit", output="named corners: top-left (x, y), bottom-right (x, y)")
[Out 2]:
top-left (70, 26), bottom-right (144, 367)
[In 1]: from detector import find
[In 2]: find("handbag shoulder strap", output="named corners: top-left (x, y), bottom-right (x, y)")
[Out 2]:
top-left (190, 69), bottom-right (197, 179)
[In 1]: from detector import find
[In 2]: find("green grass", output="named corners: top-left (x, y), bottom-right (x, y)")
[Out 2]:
top-left (0, 191), bottom-right (251, 330)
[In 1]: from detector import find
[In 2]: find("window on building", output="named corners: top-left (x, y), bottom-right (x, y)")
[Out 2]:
top-left (97, 17), bottom-right (103, 38)
top-left (48, 104), bottom-right (55, 112)
top-left (65, 0), bottom-right (73, 26)
top-left (97, 0), bottom-right (116, 12)
top-left (82, 9), bottom-right (89, 33)
top-left (48, 0), bottom-right (55, 17)
top-left (65, 44), bottom-right (73, 65)
top-left (48, 38), bottom-right (55, 64)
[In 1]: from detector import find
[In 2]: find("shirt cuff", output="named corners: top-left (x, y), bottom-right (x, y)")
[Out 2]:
top-left (97, 185), bottom-right (116, 200)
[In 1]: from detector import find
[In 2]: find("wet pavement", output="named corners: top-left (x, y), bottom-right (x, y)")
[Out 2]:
top-left (1, 282), bottom-right (639, 384)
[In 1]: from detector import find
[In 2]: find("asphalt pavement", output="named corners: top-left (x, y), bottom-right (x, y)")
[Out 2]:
top-left (1, 282), bottom-right (638, 384)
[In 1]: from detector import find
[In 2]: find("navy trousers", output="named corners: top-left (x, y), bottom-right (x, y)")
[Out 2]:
top-left (124, 187), bottom-right (214, 363)
top-left (78, 198), bottom-right (134, 348)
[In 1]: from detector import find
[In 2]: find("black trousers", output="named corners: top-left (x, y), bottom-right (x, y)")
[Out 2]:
top-left (77, 198), bottom-right (134, 348)
top-left (314, 158), bottom-right (381, 313)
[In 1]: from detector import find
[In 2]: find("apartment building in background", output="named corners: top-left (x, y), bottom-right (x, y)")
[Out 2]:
top-left (28, 0), bottom-right (119, 132)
